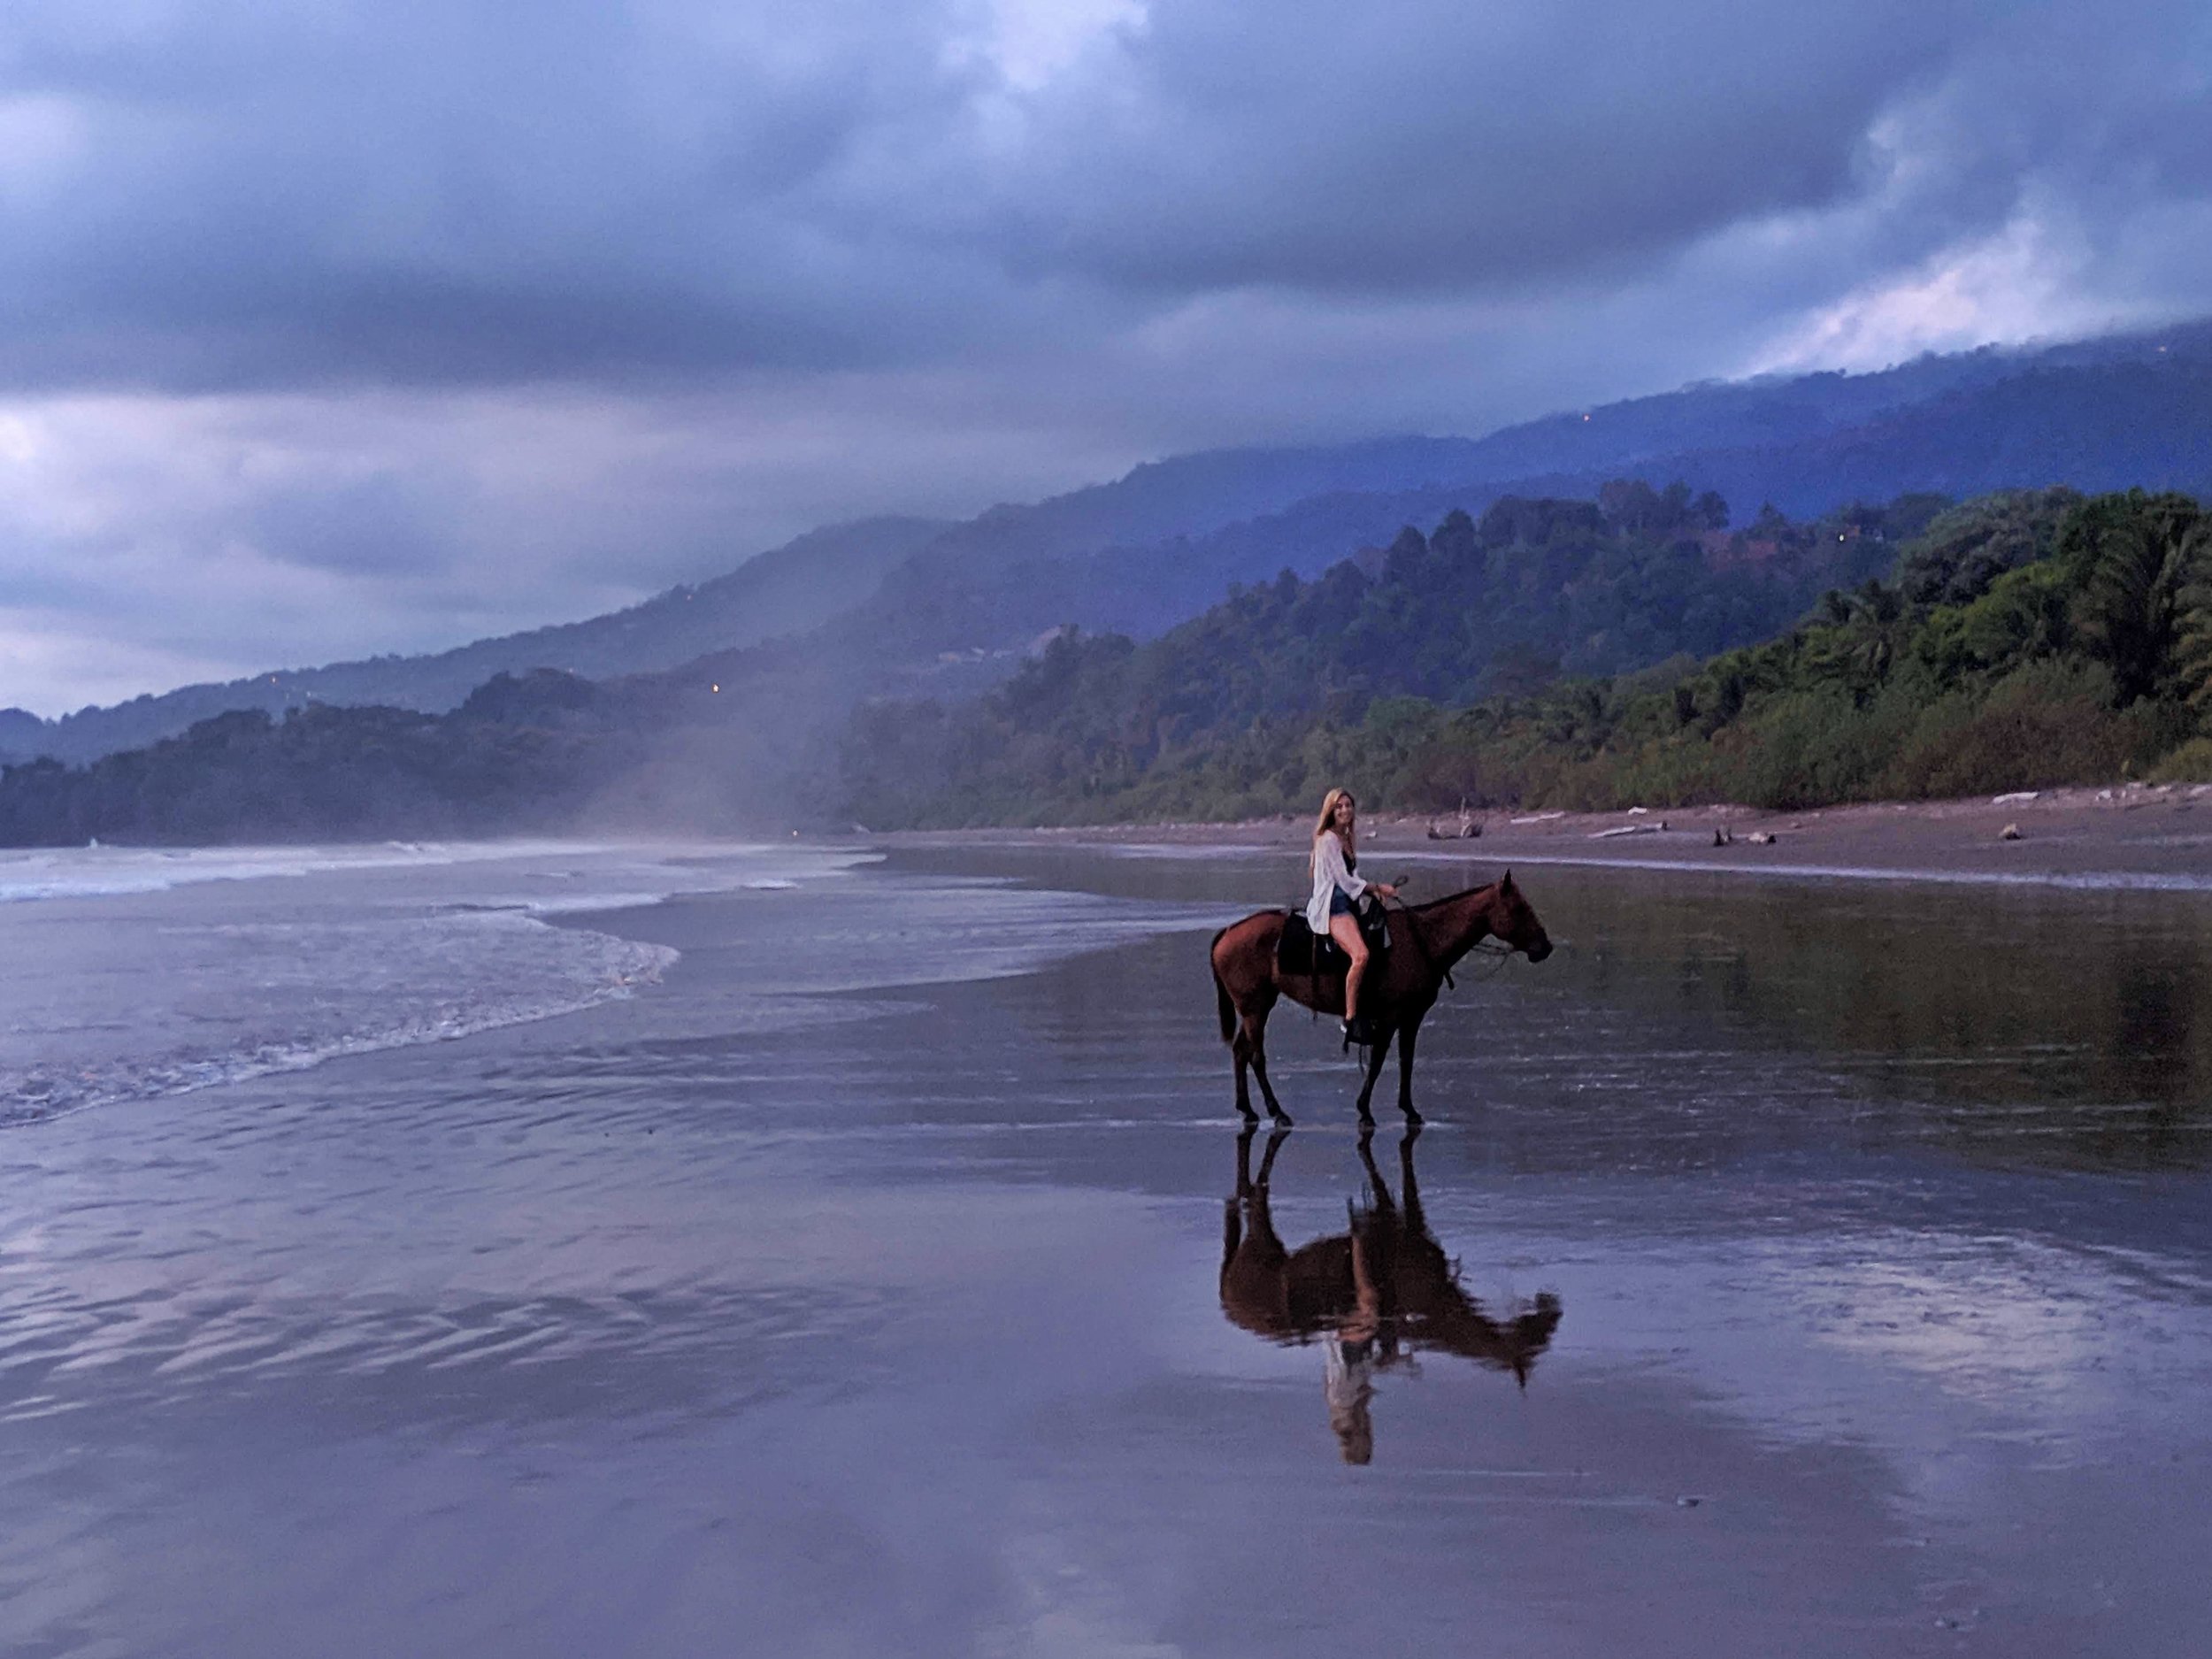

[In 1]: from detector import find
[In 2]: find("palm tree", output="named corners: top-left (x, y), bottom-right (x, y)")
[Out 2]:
top-left (1806, 580), bottom-right (1911, 703)
top-left (2069, 493), bottom-right (2208, 704)
top-left (2177, 545), bottom-right (2212, 711)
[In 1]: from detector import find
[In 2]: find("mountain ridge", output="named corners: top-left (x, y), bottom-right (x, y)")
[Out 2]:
top-left (8, 317), bottom-right (2210, 768)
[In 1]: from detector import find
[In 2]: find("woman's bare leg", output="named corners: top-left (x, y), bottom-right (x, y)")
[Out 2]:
top-left (1328, 914), bottom-right (1370, 1021)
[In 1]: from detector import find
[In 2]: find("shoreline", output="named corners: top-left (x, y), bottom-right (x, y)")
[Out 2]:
top-left (12, 825), bottom-right (2212, 1657)
top-left (885, 780), bottom-right (2212, 887)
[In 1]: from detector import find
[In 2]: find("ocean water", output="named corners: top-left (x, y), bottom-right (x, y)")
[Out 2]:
top-left (2, 841), bottom-right (2208, 1657)
top-left (0, 841), bottom-right (880, 1125)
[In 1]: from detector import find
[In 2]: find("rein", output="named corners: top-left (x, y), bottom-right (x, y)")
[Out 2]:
top-left (1457, 940), bottom-right (1515, 982)
top-left (1385, 883), bottom-right (1518, 989)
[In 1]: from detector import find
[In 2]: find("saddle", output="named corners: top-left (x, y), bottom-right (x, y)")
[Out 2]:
top-left (1276, 899), bottom-right (1391, 977)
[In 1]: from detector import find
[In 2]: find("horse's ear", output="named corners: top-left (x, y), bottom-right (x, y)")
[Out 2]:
top-left (1502, 868), bottom-right (1516, 892)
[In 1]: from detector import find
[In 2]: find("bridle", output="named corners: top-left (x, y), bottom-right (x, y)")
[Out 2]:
top-left (1381, 885), bottom-right (1517, 991)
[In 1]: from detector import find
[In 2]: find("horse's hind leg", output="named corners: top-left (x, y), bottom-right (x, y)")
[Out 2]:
top-left (1230, 1027), bottom-right (1257, 1122)
top-left (1244, 1008), bottom-right (1291, 1127)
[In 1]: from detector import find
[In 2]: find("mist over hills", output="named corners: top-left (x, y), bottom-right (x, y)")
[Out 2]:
top-left (4, 319), bottom-right (2210, 810)
top-left (24, 475), bottom-right (2212, 846)
top-left (3, 516), bottom-right (946, 766)
top-left (0, 485), bottom-right (1895, 844)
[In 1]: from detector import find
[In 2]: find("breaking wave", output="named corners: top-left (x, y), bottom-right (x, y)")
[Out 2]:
top-left (0, 841), bottom-right (866, 1126)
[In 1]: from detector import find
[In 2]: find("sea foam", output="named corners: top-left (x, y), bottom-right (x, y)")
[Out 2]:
top-left (0, 841), bottom-right (872, 1125)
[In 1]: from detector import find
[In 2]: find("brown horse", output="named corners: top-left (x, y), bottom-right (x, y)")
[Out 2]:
top-left (1209, 872), bottom-right (1553, 1126)
top-left (1220, 1125), bottom-right (1563, 1463)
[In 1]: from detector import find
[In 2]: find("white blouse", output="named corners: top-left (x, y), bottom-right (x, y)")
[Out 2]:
top-left (1304, 831), bottom-right (1367, 933)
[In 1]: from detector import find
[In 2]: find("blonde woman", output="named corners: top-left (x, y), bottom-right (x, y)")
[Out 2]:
top-left (1306, 788), bottom-right (1396, 1040)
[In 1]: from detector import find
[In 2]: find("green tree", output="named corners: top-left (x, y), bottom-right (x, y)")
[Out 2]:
top-left (1804, 580), bottom-right (1912, 702)
top-left (2175, 549), bottom-right (2212, 711)
top-left (2062, 492), bottom-right (2208, 703)
top-left (1895, 488), bottom-right (2079, 606)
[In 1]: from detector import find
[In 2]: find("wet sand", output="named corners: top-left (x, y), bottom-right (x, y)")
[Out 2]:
top-left (4, 842), bottom-right (2209, 1656)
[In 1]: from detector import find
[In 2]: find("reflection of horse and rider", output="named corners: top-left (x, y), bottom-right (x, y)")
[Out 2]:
top-left (1220, 1125), bottom-right (1563, 1464)
top-left (1210, 786), bottom-right (1555, 1125)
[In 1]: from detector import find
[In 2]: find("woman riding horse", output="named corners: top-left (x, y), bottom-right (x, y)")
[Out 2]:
top-left (1309, 788), bottom-right (1397, 1045)
top-left (1211, 839), bottom-right (1554, 1125)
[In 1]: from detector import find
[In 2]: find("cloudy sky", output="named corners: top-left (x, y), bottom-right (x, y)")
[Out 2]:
top-left (3, 0), bottom-right (2209, 715)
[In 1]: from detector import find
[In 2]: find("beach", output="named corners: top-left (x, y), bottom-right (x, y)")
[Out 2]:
top-left (3, 833), bottom-right (2208, 1656)
top-left (937, 780), bottom-right (2212, 887)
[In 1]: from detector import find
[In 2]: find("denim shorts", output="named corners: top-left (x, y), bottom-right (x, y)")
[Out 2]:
top-left (1329, 889), bottom-right (1356, 918)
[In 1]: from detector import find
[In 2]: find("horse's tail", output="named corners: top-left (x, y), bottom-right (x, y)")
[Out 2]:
top-left (1210, 925), bottom-right (1238, 1043)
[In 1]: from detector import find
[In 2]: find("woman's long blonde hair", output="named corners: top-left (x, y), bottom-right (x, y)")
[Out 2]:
top-left (1312, 787), bottom-right (1357, 872)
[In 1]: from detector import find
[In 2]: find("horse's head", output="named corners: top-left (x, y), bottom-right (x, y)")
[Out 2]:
top-left (1495, 871), bottom-right (1553, 963)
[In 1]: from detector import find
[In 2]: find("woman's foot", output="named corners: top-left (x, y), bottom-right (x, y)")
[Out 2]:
top-left (1341, 1015), bottom-right (1377, 1047)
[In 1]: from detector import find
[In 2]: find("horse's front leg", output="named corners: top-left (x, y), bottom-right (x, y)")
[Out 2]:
top-left (1396, 1018), bottom-right (1423, 1125)
top-left (1256, 1124), bottom-right (1289, 1183)
top-left (1353, 1026), bottom-right (1395, 1128)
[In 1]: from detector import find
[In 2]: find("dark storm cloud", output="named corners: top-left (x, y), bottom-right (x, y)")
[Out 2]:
top-left (3, 0), bottom-right (2203, 393)
top-left (972, 0), bottom-right (1987, 294)
top-left (0, 0), bottom-right (1011, 388)
top-left (4, 0), bottom-right (2212, 716)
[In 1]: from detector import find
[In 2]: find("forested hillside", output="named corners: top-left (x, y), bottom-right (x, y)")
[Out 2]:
top-left (782, 327), bottom-right (2212, 667)
top-left (12, 319), bottom-right (2210, 772)
top-left (0, 676), bottom-right (626, 844)
top-left (7, 483), bottom-right (2208, 845)
top-left (838, 488), bottom-right (2212, 826)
